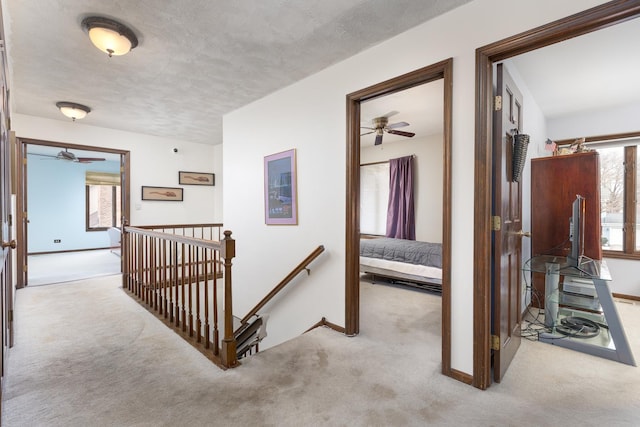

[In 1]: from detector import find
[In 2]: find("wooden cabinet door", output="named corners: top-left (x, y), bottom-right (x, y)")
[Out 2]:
top-left (530, 151), bottom-right (602, 307)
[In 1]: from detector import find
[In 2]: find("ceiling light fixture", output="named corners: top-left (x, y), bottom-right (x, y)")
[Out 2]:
top-left (56, 102), bottom-right (91, 121)
top-left (81, 16), bottom-right (138, 57)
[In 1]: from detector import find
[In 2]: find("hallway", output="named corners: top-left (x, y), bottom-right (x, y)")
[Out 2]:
top-left (2, 275), bottom-right (640, 426)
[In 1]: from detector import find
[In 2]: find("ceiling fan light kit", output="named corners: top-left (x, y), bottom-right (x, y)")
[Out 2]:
top-left (55, 148), bottom-right (105, 163)
top-left (55, 101), bottom-right (91, 121)
top-left (81, 16), bottom-right (138, 57)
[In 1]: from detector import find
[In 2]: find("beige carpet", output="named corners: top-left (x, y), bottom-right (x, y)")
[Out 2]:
top-left (27, 249), bottom-right (121, 286)
top-left (2, 275), bottom-right (639, 426)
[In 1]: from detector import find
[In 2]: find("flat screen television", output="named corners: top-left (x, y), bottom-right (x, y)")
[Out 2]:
top-left (562, 194), bottom-right (598, 276)
top-left (567, 194), bottom-right (585, 268)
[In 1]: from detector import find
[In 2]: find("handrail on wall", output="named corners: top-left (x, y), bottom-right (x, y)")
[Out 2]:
top-left (237, 245), bottom-right (325, 327)
top-left (122, 222), bottom-right (324, 365)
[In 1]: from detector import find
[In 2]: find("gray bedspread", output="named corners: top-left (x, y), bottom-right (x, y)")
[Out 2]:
top-left (359, 237), bottom-right (442, 268)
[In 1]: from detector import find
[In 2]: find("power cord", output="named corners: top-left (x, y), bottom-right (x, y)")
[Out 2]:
top-left (555, 316), bottom-right (600, 339)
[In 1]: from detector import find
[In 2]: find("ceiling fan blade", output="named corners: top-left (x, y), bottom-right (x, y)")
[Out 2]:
top-left (387, 129), bottom-right (415, 138)
top-left (77, 157), bottom-right (106, 163)
top-left (29, 153), bottom-right (57, 159)
top-left (381, 111), bottom-right (399, 119)
top-left (386, 121), bottom-right (409, 130)
top-left (360, 131), bottom-right (375, 136)
top-left (374, 134), bottom-right (383, 146)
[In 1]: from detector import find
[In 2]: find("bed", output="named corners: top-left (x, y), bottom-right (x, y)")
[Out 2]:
top-left (359, 237), bottom-right (442, 292)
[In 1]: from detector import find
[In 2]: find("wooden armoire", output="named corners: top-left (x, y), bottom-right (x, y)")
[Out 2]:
top-left (530, 151), bottom-right (602, 308)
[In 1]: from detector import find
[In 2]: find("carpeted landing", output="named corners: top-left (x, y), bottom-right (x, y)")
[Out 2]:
top-left (2, 275), bottom-right (640, 426)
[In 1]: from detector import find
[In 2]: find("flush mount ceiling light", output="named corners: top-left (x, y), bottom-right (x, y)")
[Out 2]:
top-left (56, 102), bottom-right (91, 121)
top-left (81, 16), bottom-right (138, 57)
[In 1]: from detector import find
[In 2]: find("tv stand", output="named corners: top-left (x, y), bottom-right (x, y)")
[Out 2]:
top-left (524, 255), bottom-right (635, 366)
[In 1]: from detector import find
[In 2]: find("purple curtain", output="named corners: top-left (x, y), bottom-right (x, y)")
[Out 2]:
top-left (386, 155), bottom-right (415, 240)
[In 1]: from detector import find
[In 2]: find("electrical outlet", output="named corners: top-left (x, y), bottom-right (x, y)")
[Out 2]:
top-left (54, 239), bottom-right (61, 243)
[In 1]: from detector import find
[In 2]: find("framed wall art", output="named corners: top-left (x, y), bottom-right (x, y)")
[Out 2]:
top-left (179, 171), bottom-right (215, 186)
top-left (141, 186), bottom-right (183, 201)
top-left (264, 149), bottom-right (297, 225)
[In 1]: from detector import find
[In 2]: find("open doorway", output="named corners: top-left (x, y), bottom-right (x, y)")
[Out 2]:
top-left (346, 58), bottom-right (455, 379)
top-left (16, 138), bottom-right (131, 288)
top-left (474, 1), bottom-right (640, 389)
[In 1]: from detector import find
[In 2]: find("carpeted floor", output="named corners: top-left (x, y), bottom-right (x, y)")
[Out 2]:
top-left (27, 249), bottom-right (121, 286)
top-left (2, 275), bottom-right (639, 426)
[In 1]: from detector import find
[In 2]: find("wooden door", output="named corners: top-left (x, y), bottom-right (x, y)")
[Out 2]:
top-left (16, 141), bottom-right (27, 288)
top-left (492, 64), bottom-right (523, 382)
top-left (0, 56), bottom-right (13, 391)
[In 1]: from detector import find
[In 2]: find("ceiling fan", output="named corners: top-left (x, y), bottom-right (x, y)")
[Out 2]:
top-left (361, 111), bottom-right (415, 146)
top-left (33, 148), bottom-right (106, 164)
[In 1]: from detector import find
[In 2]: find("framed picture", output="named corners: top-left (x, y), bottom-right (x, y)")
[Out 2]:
top-left (264, 149), bottom-right (297, 225)
top-left (141, 186), bottom-right (183, 201)
top-left (179, 171), bottom-right (215, 186)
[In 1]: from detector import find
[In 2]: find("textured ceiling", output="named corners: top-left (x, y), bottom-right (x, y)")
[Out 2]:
top-left (4, 0), bottom-right (473, 146)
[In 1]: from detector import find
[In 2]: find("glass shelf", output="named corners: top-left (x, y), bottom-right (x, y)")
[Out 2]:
top-left (523, 255), bottom-right (611, 281)
top-left (524, 255), bottom-right (635, 366)
top-left (559, 291), bottom-right (601, 312)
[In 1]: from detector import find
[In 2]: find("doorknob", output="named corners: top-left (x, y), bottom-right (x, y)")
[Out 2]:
top-left (2, 240), bottom-right (16, 249)
top-left (513, 230), bottom-right (531, 238)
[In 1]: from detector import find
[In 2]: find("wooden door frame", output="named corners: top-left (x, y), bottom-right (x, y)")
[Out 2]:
top-left (473, 0), bottom-right (640, 389)
top-left (15, 137), bottom-right (130, 288)
top-left (346, 58), bottom-right (454, 378)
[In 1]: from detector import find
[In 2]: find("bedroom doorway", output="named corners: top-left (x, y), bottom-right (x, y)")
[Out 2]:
top-left (346, 58), bottom-right (454, 378)
top-left (473, 1), bottom-right (640, 389)
top-left (15, 138), bottom-right (131, 288)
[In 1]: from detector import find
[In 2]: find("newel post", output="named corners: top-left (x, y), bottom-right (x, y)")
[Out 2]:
top-left (220, 230), bottom-right (238, 368)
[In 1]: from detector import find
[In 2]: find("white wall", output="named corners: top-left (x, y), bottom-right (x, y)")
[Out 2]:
top-left (548, 102), bottom-right (640, 140)
top-left (27, 157), bottom-right (121, 252)
top-left (223, 0), bottom-right (608, 375)
top-left (13, 114), bottom-right (222, 225)
top-left (361, 134), bottom-right (443, 243)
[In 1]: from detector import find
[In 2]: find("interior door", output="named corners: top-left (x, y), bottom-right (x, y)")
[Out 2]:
top-left (0, 68), bottom-right (13, 390)
top-left (492, 63), bottom-right (523, 382)
top-left (16, 141), bottom-right (27, 288)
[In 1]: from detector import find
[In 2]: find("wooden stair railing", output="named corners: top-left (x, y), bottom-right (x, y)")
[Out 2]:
top-left (233, 245), bottom-right (325, 358)
top-left (122, 223), bottom-right (239, 369)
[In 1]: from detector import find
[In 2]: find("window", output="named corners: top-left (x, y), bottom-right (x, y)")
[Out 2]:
top-left (86, 172), bottom-right (121, 231)
top-left (594, 142), bottom-right (638, 258)
top-left (360, 162), bottom-right (389, 235)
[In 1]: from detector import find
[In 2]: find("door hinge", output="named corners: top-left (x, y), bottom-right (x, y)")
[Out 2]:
top-left (491, 216), bottom-right (501, 231)
top-left (8, 214), bottom-right (12, 227)
top-left (491, 334), bottom-right (500, 351)
top-left (494, 95), bottom-right (502, 111)
top-left (8, 309), bottom-right (13, 322)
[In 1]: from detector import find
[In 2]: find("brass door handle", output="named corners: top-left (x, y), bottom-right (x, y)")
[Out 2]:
top-left (514, 230), bottom-right (531, 238)
top-left (2, 240), bottom-right (16, 249)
